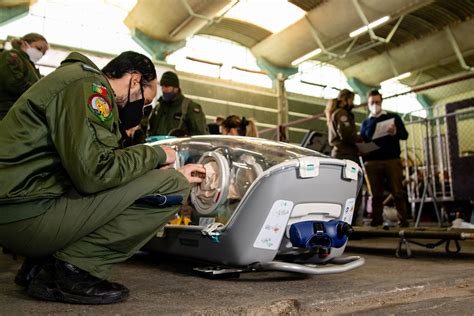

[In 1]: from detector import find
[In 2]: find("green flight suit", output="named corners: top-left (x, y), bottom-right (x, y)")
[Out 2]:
top-left (148, 93), bottom-right (209, 136)
top-left (0, 48), bottom-right (41, 119)
top-left (0, 52), bottom-right (189, 279)
top-left (328, 107), bottom-right (359, 160)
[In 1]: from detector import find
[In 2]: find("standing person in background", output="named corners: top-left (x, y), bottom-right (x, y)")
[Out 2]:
top-left (0, 33), bottom-right (48, 120)
top-left (221, 115), bottom-right (259, 137)
top-left (148, 71), bottom-right (208, 137)
top-left (325, 89), bottom-right (363, 225)
top-left (208, 115), bottom-right (225, 135)
top-left (360, 90), bottom-right (409, 227)
top-left (325, 89), bottom-right (360, 160)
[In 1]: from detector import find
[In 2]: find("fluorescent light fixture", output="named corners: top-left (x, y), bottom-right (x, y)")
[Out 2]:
top-left (394, 72), bottom-right (411, 80)
top-left (291, 48), bottom-right (322, 66)
top-left (349, 16), bottom-right (390, 38)
top-left (381, 72), bottom-right (412, 84)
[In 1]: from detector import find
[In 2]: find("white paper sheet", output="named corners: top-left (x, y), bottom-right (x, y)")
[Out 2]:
top-left (372, 118), bottom-right (395, 139)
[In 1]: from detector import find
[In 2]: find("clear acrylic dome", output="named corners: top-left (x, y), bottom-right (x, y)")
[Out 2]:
top-left (149, 136), bottom-right (326, 225)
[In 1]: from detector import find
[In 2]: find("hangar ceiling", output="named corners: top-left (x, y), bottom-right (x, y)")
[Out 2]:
top-left (123, 0), bottom-right (474, 93)
top-left (2, 0), bottom-right (473, 100)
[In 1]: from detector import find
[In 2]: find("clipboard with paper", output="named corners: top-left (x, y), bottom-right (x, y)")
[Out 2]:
top-left (371, 118), bottom-right (395, 140)
top-left (356, 142), bottom-right (380, 154)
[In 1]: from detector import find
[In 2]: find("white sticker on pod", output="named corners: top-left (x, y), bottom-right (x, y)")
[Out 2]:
top-left (253, 200), bottom-right (294, 250)
top-left (342, 198), bottom-right (355, 224)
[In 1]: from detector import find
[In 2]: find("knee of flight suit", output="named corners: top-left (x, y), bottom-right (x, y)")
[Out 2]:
top-left (146, 168), bottom-right (190, 200)
top-left (76, 171), bottom-right (191, 257)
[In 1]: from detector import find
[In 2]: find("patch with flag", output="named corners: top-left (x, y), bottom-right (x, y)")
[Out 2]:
top-left (92, 83), bottom-right (107, 95)
top-left (88, 94), bottom-right (112, 121)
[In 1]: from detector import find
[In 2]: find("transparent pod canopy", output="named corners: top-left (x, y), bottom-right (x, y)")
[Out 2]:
top-left (151, 136), bottom-right (326, 225)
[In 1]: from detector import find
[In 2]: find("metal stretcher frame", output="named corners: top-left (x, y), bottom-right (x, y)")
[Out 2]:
top-left (351, 226), bottom-right (474, 258)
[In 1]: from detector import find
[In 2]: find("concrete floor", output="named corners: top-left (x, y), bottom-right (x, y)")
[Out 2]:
top-left (1, 236), bottom-right (473, 315)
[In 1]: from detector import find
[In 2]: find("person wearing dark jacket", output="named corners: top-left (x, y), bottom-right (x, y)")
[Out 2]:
top-left (148, 71), bottom-right (208, 136)
top-left (326, 89), bottom-right (360, 160)
top-left (360, 90), bottom-right (409, 227)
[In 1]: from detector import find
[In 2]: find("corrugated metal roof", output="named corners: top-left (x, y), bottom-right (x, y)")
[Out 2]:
top-left (122, 0), bottom-right (474, 89)
top-left (316, 0), bottom-right (474, 83)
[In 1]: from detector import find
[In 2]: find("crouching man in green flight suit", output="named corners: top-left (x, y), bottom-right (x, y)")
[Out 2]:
top-left (0, 51), bottom-right (205, 304)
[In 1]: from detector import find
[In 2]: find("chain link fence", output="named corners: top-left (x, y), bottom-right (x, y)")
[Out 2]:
top-left (400, 75), bottom-right (474, 225)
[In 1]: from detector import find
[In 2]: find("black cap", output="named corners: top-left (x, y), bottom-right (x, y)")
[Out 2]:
top-left (160, 71), bottom-right (179, 88)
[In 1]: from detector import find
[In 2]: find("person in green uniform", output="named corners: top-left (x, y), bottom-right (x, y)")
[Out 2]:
top-left (325, 89), bottom-right (360, 160)
top-left (0, 51), bottom-right (205, 304)
top-left (148, 71), bottom-right (209, 136)
top-left (325, 89), bottom-right (363, 225)
top-left (0, 33), bottom-right (48, 120)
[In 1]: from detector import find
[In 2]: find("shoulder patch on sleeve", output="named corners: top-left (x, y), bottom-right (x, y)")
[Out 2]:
top-left (88, 94), bottom-right (113, 121)
top-left (92, 83), bottom-right (108, 95)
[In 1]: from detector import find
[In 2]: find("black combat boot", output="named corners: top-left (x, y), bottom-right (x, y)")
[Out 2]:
top-left (15, 256), bottom-right (53, 288)
top-left (27, 258), bottom-right (129, 304)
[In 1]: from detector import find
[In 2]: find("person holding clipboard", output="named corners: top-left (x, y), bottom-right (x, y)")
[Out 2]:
top-left (360, 90), bottom-right (409, 227)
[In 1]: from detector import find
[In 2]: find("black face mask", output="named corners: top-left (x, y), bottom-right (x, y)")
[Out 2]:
top-left (119, 80), bottom-right (145, 130)
top-left (162, 92), bottom-right (176, 101)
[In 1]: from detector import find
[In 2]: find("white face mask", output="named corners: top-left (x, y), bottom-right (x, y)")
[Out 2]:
top-left (368, 103), bottom-right (382, 116)
top-left (25, 45), bottom-right (44, 64)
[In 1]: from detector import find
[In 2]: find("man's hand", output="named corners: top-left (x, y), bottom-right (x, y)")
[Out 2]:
top-left (125, 125), bottom-right (141, 138)
top-left (178, 164), bottom-right (206, 184)
top-left (160, 145), bottom-right (176, 165)
top-left (387, 123), bottom-right (397, 136)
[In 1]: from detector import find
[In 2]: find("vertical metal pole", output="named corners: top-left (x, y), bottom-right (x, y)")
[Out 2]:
top-left (415, 119), bottom-right (428, 227)
top-left (276, 73), bottom-right (288, 142)
top-left (408, 114), bottom-right (417, 217)
top-left (434, 117), bottom-right (447, 223)
top-left (444, 111), bottom-right (455, 200)
top-left (416, 119), bottom-right (435, 227)
top-left (419, 118), bottom-right (442, 227)
top-left (403, 134), bottom-right (411, 199)
top-left (411, 116), bottom-right (420, 199)
top-left (435, 117), bottom-right (446, 199)
top-left (427, 119), bottom-right (436, 198)
top-left (405, 113), bottom-right (417, 217)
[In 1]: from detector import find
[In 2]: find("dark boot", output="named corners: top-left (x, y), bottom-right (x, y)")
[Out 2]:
top-left (27, 259), bottom-right (129, 304)
top-left (15, 256), bottom-right (52, 288)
